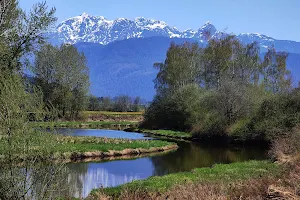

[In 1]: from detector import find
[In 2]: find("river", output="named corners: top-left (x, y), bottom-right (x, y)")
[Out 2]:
top-left (56, 129), bottom-right (267, 198)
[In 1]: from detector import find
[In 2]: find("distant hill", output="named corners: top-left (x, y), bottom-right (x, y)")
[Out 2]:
top-left (75, 37), bottom-right (300, 100)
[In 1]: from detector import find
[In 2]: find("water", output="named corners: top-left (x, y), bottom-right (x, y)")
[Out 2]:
top-left (54, 128), bottom-right (153, 140)
top-left (57, 129), bottom-right (268, 198)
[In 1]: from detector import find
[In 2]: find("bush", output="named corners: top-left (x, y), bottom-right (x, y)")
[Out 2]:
top-left (142, 84), bottom-right (204, 131)
top-left (246, 90), bottom-right (300, 141)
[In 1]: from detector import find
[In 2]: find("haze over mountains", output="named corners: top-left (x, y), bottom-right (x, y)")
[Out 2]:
top-left (48, 13), bottom-right (300, 100)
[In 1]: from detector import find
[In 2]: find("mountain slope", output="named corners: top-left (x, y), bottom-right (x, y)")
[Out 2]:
top-left (75, 37), bottom-right (196, 100)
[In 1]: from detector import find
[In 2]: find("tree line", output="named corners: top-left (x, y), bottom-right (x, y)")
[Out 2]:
top-left (88, 95), bottom-right (144, 112)
top-left (143, 36), bottom-right (300, 142)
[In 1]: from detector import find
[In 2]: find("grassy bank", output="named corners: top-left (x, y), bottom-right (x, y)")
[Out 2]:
top-left (127, 129), bottom-right (193, 140)
top-left (31, 121), bottom-right (138, 129)
top-left (0, 133), bottom-right (177, 162)
top-left (89, 160), bottom-right (280, 199)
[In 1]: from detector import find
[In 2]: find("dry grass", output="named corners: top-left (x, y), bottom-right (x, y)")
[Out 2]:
top-left (93, 179), bottom-right (275, 200)
top-left (267, 161), bottom-right (300, 200)
top-left (270, 127), bottom-right (300, 163)
top-left (93, 174), bottom-right (299, 200)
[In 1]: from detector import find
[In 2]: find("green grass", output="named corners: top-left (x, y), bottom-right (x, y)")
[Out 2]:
top-left (54, 136), bottom-right (174, 153)
top-left (92, 160), bottom-right (279, 197)
top-left (30, 121), bottom-right (138, 129)
top-left (139, 129), bottom-right (193, 139)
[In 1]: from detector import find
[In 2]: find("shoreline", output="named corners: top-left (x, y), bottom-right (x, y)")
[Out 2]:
top-left (125, 128), bottom-right (270, 145)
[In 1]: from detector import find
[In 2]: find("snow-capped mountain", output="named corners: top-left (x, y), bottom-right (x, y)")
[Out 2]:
top-left (49, 13), bottom-right (300, 54)
top-left (50, 13), bottom-right (217, 45)
top-left (46, 13), bottom-right (300, 100)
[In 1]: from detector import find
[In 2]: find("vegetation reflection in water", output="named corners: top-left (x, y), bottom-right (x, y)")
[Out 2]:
top-left (59, 132), bottom-right (267, 198)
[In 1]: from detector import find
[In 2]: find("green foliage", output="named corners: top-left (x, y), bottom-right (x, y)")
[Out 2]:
top-left (0, 1), bottom-right (56, 72)
top-left (247, 90), bottom-right (300, 140)
top-left (144, 35), bottom-right (295, 142)
top-left (0, 1), bottom-right (71, 199)
top-left (34, 43), bottom-right (89, 119)
top-left (143, 84), bottom-right (204, 130)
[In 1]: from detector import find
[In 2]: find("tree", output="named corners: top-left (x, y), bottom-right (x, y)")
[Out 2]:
top-left (88, 95), bottom-right (101, 111)
top-left (262, 48), bottom-right (291, 93)
top-left (154, 42), bottom-right (202, 95)
top-left (34, 43), bottom-right (89, 119)
top-left (143, 36), bottom-right (291, 138)
top-left (0, 1), bottom-right (70, 199)
top-left (113, 95), bottom-right (132, 112)
top-left (0, 0), bottom-right (56, 72)
top-left (133, 96), bottom-right (141, 112)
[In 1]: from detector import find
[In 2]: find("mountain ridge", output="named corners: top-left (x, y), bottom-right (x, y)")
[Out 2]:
top-left (49, 13), bottom-right (300, 54)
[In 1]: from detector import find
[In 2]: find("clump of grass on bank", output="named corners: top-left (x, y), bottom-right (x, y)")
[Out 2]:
top-left (90, 160), bottom-right (279, 198)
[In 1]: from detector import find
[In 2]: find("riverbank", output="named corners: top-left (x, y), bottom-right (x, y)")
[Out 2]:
top-left (0, 134), bottom-right (178, 163)
top-left (126, 128), bottom-right (272, 146)
top-left (88, 160), bottom-right (281, 199)
top-left (86, 128), bottom-right (300, 200)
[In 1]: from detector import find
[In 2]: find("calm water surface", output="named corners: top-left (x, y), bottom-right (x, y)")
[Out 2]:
top-left (55, 128), bottom-right (153, 140)
top-left (55, 129), bottom-right (268, 198)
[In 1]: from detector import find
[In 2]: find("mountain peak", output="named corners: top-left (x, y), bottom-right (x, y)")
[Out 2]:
top-left (80, 12), bottom-right (90, 17)
top-left (53, 15), bottom-right (291, 49)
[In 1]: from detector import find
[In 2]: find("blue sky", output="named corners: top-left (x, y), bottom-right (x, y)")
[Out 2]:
top-left (20, 0), bottom-right (300, 41)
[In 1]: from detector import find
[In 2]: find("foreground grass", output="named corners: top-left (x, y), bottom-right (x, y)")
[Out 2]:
top-left (90, 160), bottom-right (279, 198)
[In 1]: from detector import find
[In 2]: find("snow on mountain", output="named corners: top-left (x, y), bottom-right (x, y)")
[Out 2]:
top-left (51, 13), bottom-right (215, 45)
top-left (50, 13), bottom-right (300, 54)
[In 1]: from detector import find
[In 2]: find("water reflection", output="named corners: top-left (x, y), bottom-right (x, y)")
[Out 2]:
top-left (65, 141), bottom-right (267, 198)
top-left (66, 158), bottom-right (154, 198)
top-left (55, 128), bottom-right (153, 140)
